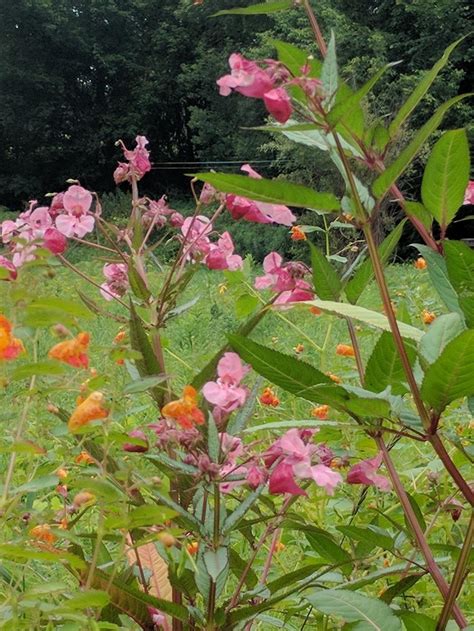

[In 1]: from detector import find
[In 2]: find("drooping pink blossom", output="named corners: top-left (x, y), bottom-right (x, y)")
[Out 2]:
top-left (43, 228), bottom-right (67, 255)
top-left (123, 430), bottom-right (149, 453)
top-left (346, 452), bottom-right (391, 492)
top-left (0, 256), bottom-right (17, 281)
top-left (217, 53), bottom-right (274, 98)
top-left (255, 252), bottom-right (313, 305)
top-left (263, 87), bottom-right (293, 123)
top-left (463, 180), bottom-right (474, 205)
top-left (199, 182), bottom-right (220, 205)
top-left (55, 185), bottom-right (95, 238)
top-left (100, 263), bottom-right (129, 301)
top-left (202, 352), bottom-right (249, 421)
top-left (115, 136), bottom-right (152, 183)
top-left (246, 465), bottom-right (267, 489)
top-left (181, 215), bottom-right (213, 259)
top-left (204, 231), bottom-right (243, 271)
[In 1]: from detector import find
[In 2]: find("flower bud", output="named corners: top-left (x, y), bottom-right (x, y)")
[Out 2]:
top-left (123, 430), bottom-right (149, 453)
top-left (157, 532), bottom-right (176, 548)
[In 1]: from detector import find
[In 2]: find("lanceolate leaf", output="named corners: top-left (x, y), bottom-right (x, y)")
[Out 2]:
top-left (322, 31), bottom-right (338, 107)
top-left (419, 313), bottom-right (465, 365)
top-left (421, 129), bottom-right (470, 230)
top-left (191, 173), bottom-right (340, 212)
top-left (398, 612), bottom-right (436, 631)
top-left (372, 93), bottom-right (473, 199)
top-left (309, 243), bottom-right (342, 301)
top-left (345, 220), bottom-right (406, 304)
top-left (444, 240), bottom-right (474, 327)
top-left (389, 36), bottom-right (467, 140)
top-left (272, 40), bottom-right (322, 79)
top-left (421, 330), bottom-right (474, 413)
top-left (304, 300), bottom-right (423, 341)
top-left (213, 0), bottom-right (293, 16)
top-left (365, 332), bottom-right (416, 394)
top-left (305, 589), bottom-right (402, 631)
top-left (380, 574), bottom-right (424, 604)
top-left (412, 244), bottom-right (462, 315)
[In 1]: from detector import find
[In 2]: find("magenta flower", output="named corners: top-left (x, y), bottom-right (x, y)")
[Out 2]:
top-left (463, 180), bottom-right (474, 206)
top-left (263, 87), bottom-right (293, 123)
top-left (100, 263), bottom-right (129, 301)
top-left (115, 135), bottom-right (151, 183)
top-left (217, 53), bottom-right (274, 98)
top-left (123, 430), bottom-right (149, 453)
top-left (205, 231), bottom-right (243, 271)
top-left (56, 185), bottom-right (95, 238)
top-left (255, 252), bottom-right (313, 305)
top-left (0, 256), bottom-right (17, 281)
top-left (199, 182), bottom-right (221, 205)
top-left (347, 453), bottom-right (391, 492)
top-left (181, 215), bottom-right (213, 259)
top-left (43, 228), bottom-right (67, 255)
top-left (202, 352), bottom-right (249, 421)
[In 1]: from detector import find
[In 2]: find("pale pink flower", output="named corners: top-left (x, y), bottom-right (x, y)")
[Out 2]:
top-left (1, 220), bottom-right (19, 243)
top-left (202, 352), bottom-right (249, 420)
top-left (100, 262), bottom-right (129, 301)
top-left (181, 215), bottom-right (213, 259)
top-left (263, 87), bottom-right (293, 123)
top-left (205, 231), bottom-right (243, 271)
top-left (246, 465), bottom-right (267, 489)
top-left (199, 182), bottom-right (220, 205)
top-left (255, 252), bottom-right (313, 305)
top-left (56, 185), bottom-right (95, 238)
top-left (463, 180), bottom-right (474, 205)
top-left (113, 162), bottom-right (129, 185)
top-left (115, 136), bottom-right (151, 183)
top-left (347, 453), bottom-right (391, 492)
top-left (0, 256), bottom-right (17, 281)
top-left (217, 53), bottom-right (274, 98)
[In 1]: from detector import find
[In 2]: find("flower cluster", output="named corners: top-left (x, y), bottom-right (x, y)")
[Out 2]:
top-left (100, 263), bottom-right (130, 301)
top-left (180, 216), bottom-right (243, 271)
top-left (255, 252), bottom-right (313, 305)
top-left (114, 135), bottom-right (152, 184)
top-left (203, 352), bottom-right (249, 422)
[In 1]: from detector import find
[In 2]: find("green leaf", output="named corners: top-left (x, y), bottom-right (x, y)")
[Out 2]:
top-left (305, 530), bottom-right (353, 573)
top-left (27, 296), bottom-right (92, 318)
top-left (208, 413), bottom-right (220, 462)
top-left (192, 172), bottom-right (340, 212)
top-left (203, 547), bottom-right (228, 581)
top-left (419, 313), bottom-right (465, 365)
top-left (222, 486), bottom-right (265, 535)
top-left (123, 374), bottom-right (168, 395)
top-left (404, 201), bottom-right (432, 230)
top-left (14, 474), bottom-right (59, 493)
top-left (345, 220), bottom-right (406, 303)
top-left (373, 94), bottom-right (473, 199)
top-left (227, 377), bottom-right (262, 435)
top-left (337, 525), bottom-right (393, 551)
top-left (66, 590), bottom-right (110, 610)
top-left (379, 574), bottom-right (424, 604)
top-left (229, 547), bottom-right (258, 589)
top-left (235, 293), bottom-right (259, 318)
top-left (128, 257), bottom-right (151, 302)
top-left (421, 330), bottom-right (474, 412)
top-left (11, 361), bottom-right (69, 380)
top-left (413, 244), bottom-right (462, 315)
top-left (365, 332), bottom-right (416, 394)
top-left (0, 544), bottom-right (85, 569)
top-left (398, 612), bottom-right (436, 631)
top-left (128, 505), bottom-right (178, 529)
top-left (444, 240), bottom-right (474, 327)
top-left (389, 36), bottom-right (467, 140)
top-left (305, 589), bottom-right (402, 631)
top-left (305, 300), bottom-right (423, 341)
top-left (272, 39), bottom-right (322, 79)
top-left (406, 493), bottom-right (426, 532)
top-left (213, 0), bottom-right (292, 16)
top-left (309, 243), bottom-right (342, 301)
top-left (322, 31), bottom-right (338, 107)
top-left (421, 130), bottom-right (470, 230)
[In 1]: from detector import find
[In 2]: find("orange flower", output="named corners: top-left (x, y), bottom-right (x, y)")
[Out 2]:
top-left (327, 372), bottom-right (342, 384)
top-left (75, 450), bottom-right (95, 465)
top-left (414, 257), bottom-right (427, 270)
top-left (311, 405), bottom-right (329, 420)
top-left (336, 344), bottom-right (355, 357)
top-left (113, 330), bottom-right (127, 344)
top-left (422, 310), bottom-right (436, 325)
top-left (72, 491), bottom-right (96, 508)
top-left (309, 306), bottom-right (322, 316)
top-left (68, 391), bottom-right (108, 432)
top-left (161, 386), bottom-right (205, 429)
top-left (294, 343), bottom-right (304, 354)
top-left (48, 332), bottom-right (90, 368)
top-left (158, 532), bottom-right (176, 548)
top-left (275, 541), bottom-right (286, 552)
top-left (56, 468), bottom-right (68, 481)
top-left (290, 226), bottom-right (307, 241)
top-left (0, 315), bottom-right (25, 361)
top-left (30, 524), bottom-right (56, 545)
top-left (187, 541), bottom-right (199, 555)
top-left (260, 387), bottom-right (280, 407)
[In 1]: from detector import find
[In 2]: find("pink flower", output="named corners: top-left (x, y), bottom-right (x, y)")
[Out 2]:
top-left (0, 256), bottom-right (17, 281)
top-left (269, 462), bottom-right (307, 495)
top-left (255, 252), bottom-right (313, 305)
top-left (56, 185), bottom-right (95, 238)
top-left (347, 453), bottom-right (391, 492)
top-left (464, 180), bottom-right (474, 205)
top-left (246, 465), bottom-right (267, 489)
top-left (1, 220), bottom-right (18, 243)
top-left (49, 193), bottom-right (65, 217)
top-left (25, 206), bottom-right (53, 231)
top-left (225, 165), bottom-right (295, 226)
top-left (147, 607), bottom-right (166, 628)
top-left (263, 88), bottom-right (293, 123)
top-left (199, 182), bottom-right (220, 205)
top-left (113, 162), bottom-right (129, 185)
top-left (220, 433), bottom-right (244, 463)
top-left (43, 228), bottom-right (67, 255)
top-left (181, 215), bottom-right (213, 259)
top-left (123, 430), bottom-right (149, 453)
top-left (205, 232), bottom-right (243, 271)
top-left (100, 263), bottom-right (129, 301)
top-left (202, 352), bottom-right (249, 420)
top-left (115, 136), bottom-right (151, 183)
top-left (217, 53), bottom-right (274, 98)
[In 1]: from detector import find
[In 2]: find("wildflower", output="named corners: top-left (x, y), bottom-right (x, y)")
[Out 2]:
top-left (422, 310), bottom-right (436, 325)
top-left (161, 385), bottom-right (205, 430)
top-left (114, 135), bottom-right (152, 183)
top-left (217, 53), bottom-right (274, 98)
top-left (157, 532), bottom-right (176, 548)
top-left (100, 263), bottom-right (129, 301)
top-left (310, 306), bottom-right (322, 316)
top-left (246, 465), bottom-right (267, 489)
top-left (72, 491), bottom-right (96, 509)
top-left (48, 332), bottom-right (90, 368)
top-left (463, 180), bottom-right (474, 205)
top-left (180, 215), bottom-right (212, 260)
top-left (294, 343), bottom-right (304, 354)
top-left (205, 231), bottom-right (243, 271)
top-left (56, 468), bottom-right (68, 481)
top-left (113, 330), bottom-right (127, 344)
top-left (275, 541), bottom-right (286, 552)
top-left (199, 182), bottom-right (220, 205)
top-left (347, 453), bottom-right (391, 492)
top-left (75, 451), bottom-right (95, 465)
top-left (203, 353), bottom-right (249, 421)
top-left (336, 344), bottom-right (355, 357)
top-left (0, 256), bottom-right (17, 281)
top-left (218, 283), bottom-right (228, 295)
top-left (311, 405), bottom-right (329, 420)
top-left (290, 226), bottom-right (307, 241)
top-left (0, 316), bottom-right (25, 361)
top-left (55, 185), bottom-right (95, 238)
top-left (123, 429), bottom-right (149, 453)
top-left (43, 228), bottom-right (67, 255)
top-left (148, 607), bottom-right (166, 628)
top-left (68, 391), bottom-right (109, 432)
top-left (260, 387), bottom-right (280, 407)
top-left (226, 165), bottom-right (295, 226)
top-left (414, 257), bottom-right (427, 270)
top-left (263, 87), bottom-right (293, 123)
top-left (187, 541), bottom-right (199, 555)
top-left (327, 372), bottom-right (342, 384)
top-left (30, 524), bottom-right (56, 545)
top-left (254, 252), bottom-right (313, 305)
top-left (443, 498), bottom-right (463, 522)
